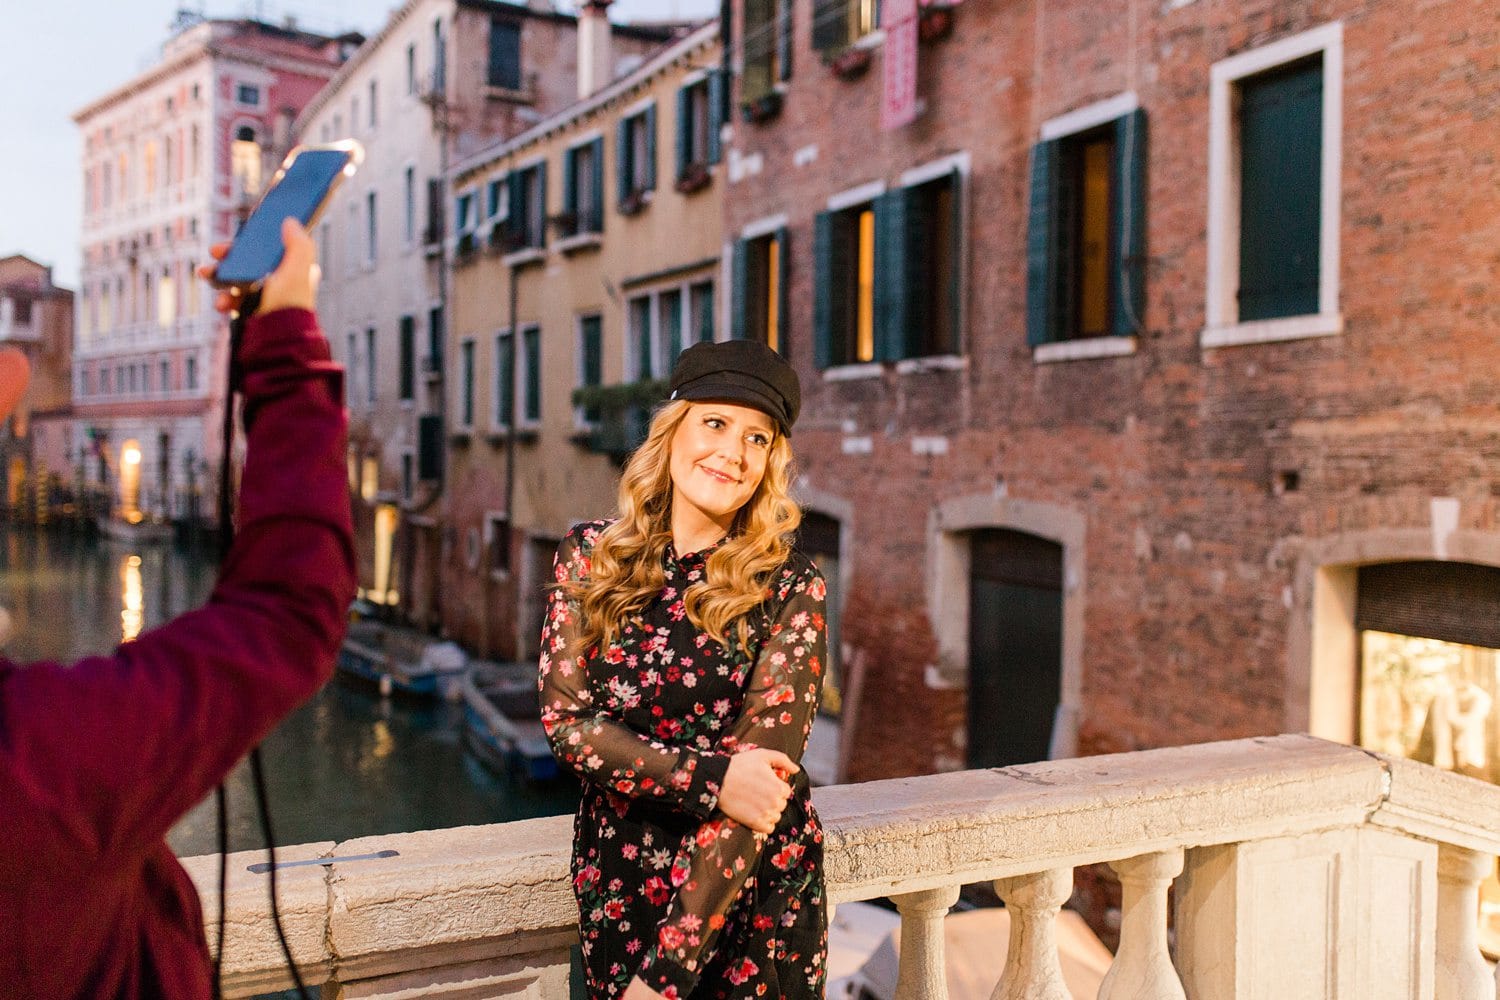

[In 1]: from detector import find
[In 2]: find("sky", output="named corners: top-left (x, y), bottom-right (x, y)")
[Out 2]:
top-left (0, 0), bottom-right (716, 288)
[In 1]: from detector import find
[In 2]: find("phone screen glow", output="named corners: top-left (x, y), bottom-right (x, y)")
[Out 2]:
top-left (215, 149), bottom-right (351, 286)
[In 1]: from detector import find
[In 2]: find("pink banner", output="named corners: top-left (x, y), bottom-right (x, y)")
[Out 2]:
top-left (880, 0), bottom-right (920, 130)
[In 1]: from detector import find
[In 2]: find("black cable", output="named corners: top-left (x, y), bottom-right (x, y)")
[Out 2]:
top-left (213, 290), bottom-right (311, 999)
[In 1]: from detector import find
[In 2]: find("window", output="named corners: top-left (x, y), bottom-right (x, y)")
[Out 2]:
top-left (157, 266), bottom-right (175, 327)
top-left (506, 162), bottom-right (546, 250)
top-left (494, 330), bottom-right (515, 428)
top-left (406, 43), bottom-right (417, 95)
top-left (1205, 23), bottom-right (1342, 345)
top-left (733, 229), bottom-right (787, 353)
top-left (401, 453), bottom-right (414, 500)
top-left (813, 201), bottom-right (876, 366)
top-left (616, 106), bottom-right (657, 207)
top-left (458, 337), bottom-right (475, 428)
top-left (486, 177), bottom-right (506, 221)
top-left (521, 325), bottom-right (541, 424)
top-left (1027, 106), bottom-right (1144, 347)
top-left (488, 18), bottom-right (522, 90)
top-left (230, 126), bottom-right (261, 198)
top-left (403, 167), bottom-right (416, 245)
top-left (487, 515), bottom-right (513, 574)
top-left (347, 201), bottom-right (360, 275)
top-left (576, 314), bottom-right (603, 425)
top-left (347, 331), bottom-right (359, 403)
top-left (628, 295), bottom-right (655, 380)
top-left (368, 79), bottom-right (378, 128)
top-left (399, 315), bottom-right (416, 401)
top-left (743, 0), bottom-right (792, 104)
top-left (812, 0), bottom-right (880, 54)
top-left (455, 191), bottom-right (475, 235)
top-left (660, 289), bottom-right (684, 366)
top-left (190, 125), bottom-right (200, 177)
top-left (425, 177), bottom-right (444, 245)
top-left (160, 359), bottom-right (170, 394)
top-left (428, 307), bottom-right (444, 373)
top-left (365, 327), bottom-right (377, 404)
top-left (563, 139), bottom-right (604, 235)
top-left (689, 280), bottom-right (715, 345)
top-left (432, 18), bottom-right (447, 94)
top-left (236, 83), bottom-right (261, 106)
top-left (675, 75), bottom-right (724, 181)
top-left (366, 190), bottom-right (378, 265)
top-left (351, 96), bottom-right (361, 135)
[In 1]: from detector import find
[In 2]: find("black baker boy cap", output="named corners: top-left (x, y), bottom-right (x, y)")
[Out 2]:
top-left (668, 339), bottom-right (801, 433)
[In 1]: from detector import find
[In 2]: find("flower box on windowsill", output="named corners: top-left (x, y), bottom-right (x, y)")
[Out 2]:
top-left (675, 162), bottom-right (712, 195)
top-left (619, 189), bottom-right (651, 216)
top-left (741, 91), bottom-right (783, 125)
top-left (826, 46), bottom-right (873, 80)
top-left (918, 5), bottom-right (955, 43)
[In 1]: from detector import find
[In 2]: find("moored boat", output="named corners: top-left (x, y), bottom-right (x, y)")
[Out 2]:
top-left (337, 618), bottom-right (468, 699)
top-left (461, 659), bottom-right (559, 783)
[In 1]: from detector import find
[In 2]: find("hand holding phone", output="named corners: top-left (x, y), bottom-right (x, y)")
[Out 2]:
top-left (199, 218), bottom-right (319, 318)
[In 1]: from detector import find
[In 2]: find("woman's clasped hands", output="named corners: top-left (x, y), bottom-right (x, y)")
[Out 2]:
top-left (717, 746), bottom-right (798, 835)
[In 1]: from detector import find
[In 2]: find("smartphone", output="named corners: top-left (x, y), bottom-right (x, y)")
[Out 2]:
top-left (212, 141), bottom-right (363, 290)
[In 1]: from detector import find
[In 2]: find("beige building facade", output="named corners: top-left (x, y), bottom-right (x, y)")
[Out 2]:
top-left (445, 20), bottom-right (725, 660)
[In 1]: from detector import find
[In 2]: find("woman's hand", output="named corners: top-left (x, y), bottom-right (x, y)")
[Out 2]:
top-left (718, 747), bottom-right (798, 834)
top-left (623, 977), bottom-right (667, 1000)
top-left (197, 217), bottom-right (321, 317)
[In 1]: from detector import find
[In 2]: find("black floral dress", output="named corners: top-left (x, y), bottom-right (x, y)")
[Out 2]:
top-left (540, 520), bottom-right (828, 1000)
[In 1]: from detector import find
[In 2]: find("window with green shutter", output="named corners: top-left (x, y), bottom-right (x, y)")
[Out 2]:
top-left (398, 314), bottom-right (415, 401)
top-left (742, 0), bottom-right (778, 104)
top-left (869, 171), bottom-right (962, 361)
top-left (506, 162), bottom-right (548, 249)
top-left (1026, 109), bottom-right (1147, 345)
top-left (487, 18), bottom-right (522, 90)
top-left (495, 331), bottom-right (515, 428)
top-left (522, 325), bottom-right (541, 424)
top-left (578, 315), bottom-right (603, 424)
top-left (813, 0), bottom-right (880, 53)
top-left (564, 140), bottom-right (603, 235)
top-left (617, 107), bottom-right (656, 211)
top-left (813, 205), bottom-right (874, 367)
top-left (733, 230), bottom-right (787, 355)
top-left (689, 280), bottom-right (715, 344)
top-left (460, 338), bottom-right (475, 427)
top-left (661, 289), bottom-right (684, 364)
top-left (629, 295), bottom-right (654, 379)
top-left (676, 80), bottom-right (713, 181)
top-left (1237, 57), bottom-right (1322, 322)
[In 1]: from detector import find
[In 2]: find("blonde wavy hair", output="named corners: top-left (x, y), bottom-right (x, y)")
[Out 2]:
top-left (560, 399), bottom-right (801, 659)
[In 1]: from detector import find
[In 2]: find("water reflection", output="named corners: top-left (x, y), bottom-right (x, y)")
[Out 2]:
top-left (0, 528), bottom-right (577, 858)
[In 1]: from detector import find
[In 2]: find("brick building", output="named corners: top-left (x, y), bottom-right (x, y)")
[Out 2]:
top-left (0, 255), bottom-right (75, 514)
top-left (295, 0), bottom-right (674, 617)
top-left (71, 15), bottom-right (358, 530)
top-left (717, 0), bottom-right (1500, 784)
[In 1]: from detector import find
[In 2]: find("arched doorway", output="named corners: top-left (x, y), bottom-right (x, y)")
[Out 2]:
top-left (967, 529), bottom-right (1063, 768)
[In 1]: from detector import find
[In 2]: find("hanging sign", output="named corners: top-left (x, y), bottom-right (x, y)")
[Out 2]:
top-left (880, 0), bottom-right (920, 130)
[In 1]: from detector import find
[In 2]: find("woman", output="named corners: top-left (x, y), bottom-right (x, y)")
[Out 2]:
top-left (540, 339), bottom-right (828, 999)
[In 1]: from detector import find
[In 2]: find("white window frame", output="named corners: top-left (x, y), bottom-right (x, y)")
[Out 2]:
top-left (1203, 21), bottom-right (1344, 349)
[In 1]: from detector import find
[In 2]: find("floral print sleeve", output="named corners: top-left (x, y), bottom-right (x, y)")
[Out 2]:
top-left (540, 524), bottom-right (732, 819)
top-left (634, 555), bottom-right (827, 995)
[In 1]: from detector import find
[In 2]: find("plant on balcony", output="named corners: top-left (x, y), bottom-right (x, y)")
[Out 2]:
top-left (826, 46), bottom-right (872, 80)
top-left (740, 91), bottom-right (783, 125)
top-left (619, 189), bottom-right (649, 217)
top-left (675, 162), bottom-right (712, 195)
top-left (571, 379), bottom-right (668, 463)
top-left (918, 4), bottom-right (955, 43)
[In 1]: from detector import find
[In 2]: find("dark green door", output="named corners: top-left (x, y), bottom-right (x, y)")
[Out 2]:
top-left (968, 530), bottom-right (1063, 769)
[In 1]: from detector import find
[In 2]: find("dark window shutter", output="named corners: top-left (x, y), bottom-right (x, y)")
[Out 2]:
top-left (812, 0), bottom-right (847, 52)
top-left (813, 211), bottom-right (836, 369)
top-left (590, 137), bottom-right (605, 232)
top-left (707, 70), bottom-right (726, 165)
top-left (1025, 140), bottom-right (1060, 346)
top-left (1238, 58), bottom-right (1322, 321)
top-left (417, 414), bottom-right (444, 482)
top-left (872, 188), bottom-right (910, 362)
top-left (1111, 109), bottom-right (1147, 336)
top-left (487, 19), bottom-right (522, 90)
top-left (676, 86), bottom-right (692, 179)
top-left (523, 327), bottom-right (541, 422)
top-left (774, 226), bottom-right (790, 358)
top-left (616, 119), bottom-right (631, 204)
top-left (731, 238), bottom-right (749, 340)
top-left (644, 104), bottom-right (658, 190)
top-left (563, 146), bottom-right (578, 218)
top-left (581, 317), bottom-right (603, 422)
top-left (536, 164), bottom-right (548, 246)
top-left (944, 167), bottom-right (964, 354)
top-left (506, 170), bottom-right (524, 244)
top-left (498, 334), bottom-right (515, 425)
top-left (776, 0), bottom-right (794, 80)
top-left (399, 315), bottom-right (415, 400)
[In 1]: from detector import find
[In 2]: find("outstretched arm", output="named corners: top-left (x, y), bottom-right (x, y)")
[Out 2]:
top-left (632, 557), bottom-right (827, 996)
top-left (539, 526), bottom-right (731, 819)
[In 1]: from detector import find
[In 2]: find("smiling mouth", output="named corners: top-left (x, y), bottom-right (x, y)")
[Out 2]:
top-left (697, 465), bottom-right (740, 485)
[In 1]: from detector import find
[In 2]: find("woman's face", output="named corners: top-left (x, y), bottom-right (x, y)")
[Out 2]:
top-left (668, 401), bottom-right (776, 530)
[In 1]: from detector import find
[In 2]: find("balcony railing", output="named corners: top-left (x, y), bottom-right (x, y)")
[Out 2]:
top-left (189, 734), bottom-right (1500, 999)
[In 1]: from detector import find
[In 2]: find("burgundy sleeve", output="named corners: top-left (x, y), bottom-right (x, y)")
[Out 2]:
top-left (0, 307), bottom-right (355, 874)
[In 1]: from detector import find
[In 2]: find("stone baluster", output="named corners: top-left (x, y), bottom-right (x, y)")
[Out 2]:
top-left (1098, 850), bottom-right (1186, 1000)
top-left (992, 867), bottom-right (1073, 1000)
top-left (1436, 845), bottom-right (1492, 1000)
top-left (892, 885), bottom-right (961, 1000)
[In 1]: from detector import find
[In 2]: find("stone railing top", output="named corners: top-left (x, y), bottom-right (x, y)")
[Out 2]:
top-left (184, 734), bottom-right (1500, 994)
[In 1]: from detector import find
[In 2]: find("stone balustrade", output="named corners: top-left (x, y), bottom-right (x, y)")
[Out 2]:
top-left (186, 734), bottom-right (1500, 999)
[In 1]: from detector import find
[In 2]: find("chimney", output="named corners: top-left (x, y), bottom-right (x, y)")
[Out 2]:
top-left (577, 0), bottom-right (613, 100)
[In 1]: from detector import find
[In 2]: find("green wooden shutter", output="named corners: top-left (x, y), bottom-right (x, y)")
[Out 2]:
top-left (590, 137), bottom-right (605, 232)
top-left (872, 188), bottom-right (910, 362)
top-left (1111, 109), bottom-right (1147, 336)
top-left (536, 164), bottom-right (548, 247)
top-left (777, 0), bottom-right (794, 80)
top-left (731, 238), bottom-right (749, 340)
top-left (524, 327), bottom-right (540, 422)
top-left (616, 119), bottom-right (631, 205)
top-left (563, 146), bottom-right (578, 222)
top-left (707, 70), bottom-right (726, 165)
top-left (1025, 140), bottom-right (1059, 346)
top-left (1239, 58), bottom-right (1322, 321)
top-left (812, 0), bottom-right (847, 52)
top-left (644, 104), bottom-right (658, 190)
top-left (676, 86), bottom-right (692, 180)
top-left (498, 333), bottom-right (514, 426)
top-left (813, 211), bottom-right (836, 368)
top-left (774, 226), bottom-right (790, 358)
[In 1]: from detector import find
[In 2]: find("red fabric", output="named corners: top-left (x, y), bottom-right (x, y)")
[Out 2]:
top-left (0, 308), bottom-right (355, 998)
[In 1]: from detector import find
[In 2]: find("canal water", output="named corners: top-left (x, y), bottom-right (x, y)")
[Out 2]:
top-left (0, 527), bottom-right (578, 858)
